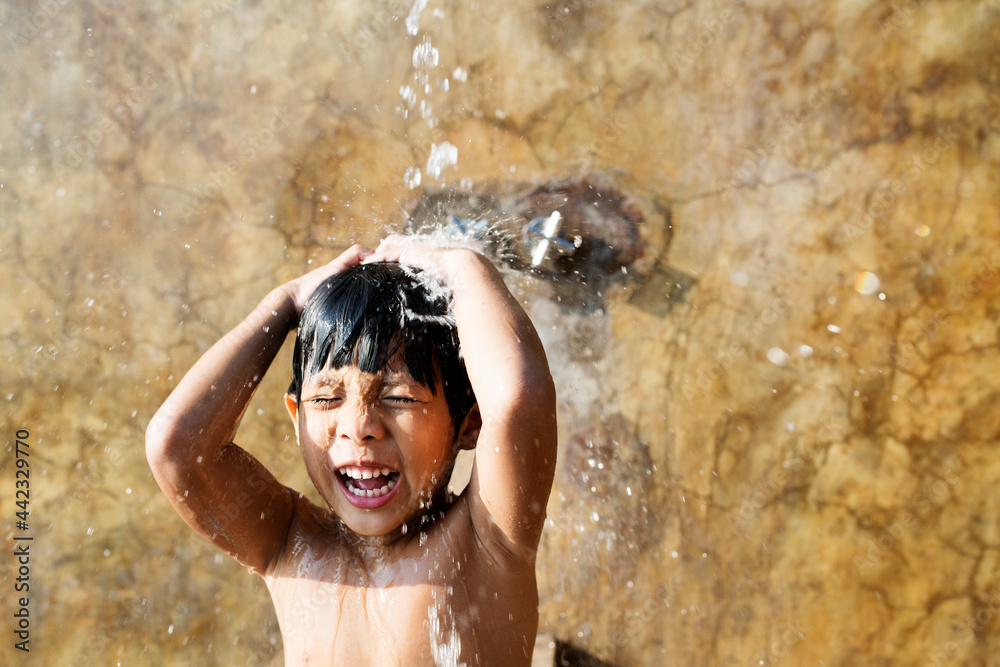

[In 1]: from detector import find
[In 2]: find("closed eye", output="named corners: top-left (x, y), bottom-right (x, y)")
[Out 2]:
top-left (384, 396), bottom-right (417, 405)
top-left (308, 397), bottom-right (341, 408)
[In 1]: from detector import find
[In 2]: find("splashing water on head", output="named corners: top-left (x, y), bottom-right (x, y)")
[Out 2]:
top-left (388, 227), bottom-right (495, 330)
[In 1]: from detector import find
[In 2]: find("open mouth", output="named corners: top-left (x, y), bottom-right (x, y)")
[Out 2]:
top-left (337, 466), bottom-right (401, 500)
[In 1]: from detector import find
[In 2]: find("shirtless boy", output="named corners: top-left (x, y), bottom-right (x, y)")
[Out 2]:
top-left (145, 235), bottom-right (557, 665)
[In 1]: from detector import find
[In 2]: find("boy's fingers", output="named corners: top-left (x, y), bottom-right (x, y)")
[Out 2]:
top-left (344, 244), bottom-right (375, 262)
top-left (364, 238), bottom-right (403, 264)
top-left (332, 244), bottom-right (374, 269)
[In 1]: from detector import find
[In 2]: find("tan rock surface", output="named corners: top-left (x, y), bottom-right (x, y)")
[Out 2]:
top-left (2, 0), bottom-right (999, 665)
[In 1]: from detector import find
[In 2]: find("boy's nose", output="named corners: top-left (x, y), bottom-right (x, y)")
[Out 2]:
top-left (337, 401), bottom-right (386, 442)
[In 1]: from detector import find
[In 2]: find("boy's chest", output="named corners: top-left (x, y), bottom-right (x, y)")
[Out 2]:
top-left (271, 576), bottom-right (454, 665)
top-left (265, 531), bottom-right (484, 665)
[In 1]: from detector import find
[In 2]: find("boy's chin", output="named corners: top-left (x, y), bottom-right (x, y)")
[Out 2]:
top-left (335, 511), bottom-right (410, 539)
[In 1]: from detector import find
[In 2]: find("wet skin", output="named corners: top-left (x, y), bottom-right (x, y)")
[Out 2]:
top-left (147, 242), bottom-right (556, 666)
top-left (265, 489), bottom-right (539, 666)
top-left (287, 364), bottom-right (462, 540)
top-left (271, 365), bottom-right (538, 665)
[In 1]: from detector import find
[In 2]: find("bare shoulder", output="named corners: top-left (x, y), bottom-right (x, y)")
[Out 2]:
top-left (264, 491), bottom-right (346, 579)
top-left (434, 493), bottom-right (539, 579)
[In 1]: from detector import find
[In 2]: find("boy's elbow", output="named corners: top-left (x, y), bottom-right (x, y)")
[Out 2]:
top-left (145, 416), bottom-right (171, 468)
top-left (144, 409), bottom-right (188, 466)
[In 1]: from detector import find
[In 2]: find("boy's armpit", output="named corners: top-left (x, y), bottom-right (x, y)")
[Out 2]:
top-left (465, 493), bottom-right (541, 570)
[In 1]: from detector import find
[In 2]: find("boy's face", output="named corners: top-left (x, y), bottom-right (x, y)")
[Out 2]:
top-left (285, 359), bottom-right (466, 537)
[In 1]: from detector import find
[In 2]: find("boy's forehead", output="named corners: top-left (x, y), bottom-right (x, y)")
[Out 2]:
top-left (305, 364), bottom-right (425, 388)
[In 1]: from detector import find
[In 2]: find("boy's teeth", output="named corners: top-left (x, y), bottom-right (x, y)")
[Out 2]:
top-left (342, 467), bottom-right (394, 480)
top-left (345, 476), bottom-right (397, 498)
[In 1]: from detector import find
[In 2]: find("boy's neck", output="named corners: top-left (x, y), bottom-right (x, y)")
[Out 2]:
top-left (334, 485), bottom-right (457, 563)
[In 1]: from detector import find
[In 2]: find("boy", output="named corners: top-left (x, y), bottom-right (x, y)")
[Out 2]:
top-left (145, 235), bottom-right (557, 665)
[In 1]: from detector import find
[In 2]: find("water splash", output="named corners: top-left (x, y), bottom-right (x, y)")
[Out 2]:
top-left (404, 166), bottom-right (422, 189)
top-left (405, 0), bottom-right (429, 36)
top-left (413, 37), bottom-right (440, 69)
top-left (426, 142), bottom-right (458, 179)
top-left (428, 587), bottom-right (466, 667)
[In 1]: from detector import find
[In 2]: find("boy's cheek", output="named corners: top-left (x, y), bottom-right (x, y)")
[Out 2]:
top-left (302, 414), bottom-right (335, 441)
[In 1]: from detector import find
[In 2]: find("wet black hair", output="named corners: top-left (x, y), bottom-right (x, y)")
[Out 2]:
top-left (288, 262), bottom-right (476, 432)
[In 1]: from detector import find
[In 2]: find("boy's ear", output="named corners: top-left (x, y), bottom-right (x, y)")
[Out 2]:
top-left (456, 403), bottom-right (482, 451)
top-left (284, 394), bottom-right (300, 434)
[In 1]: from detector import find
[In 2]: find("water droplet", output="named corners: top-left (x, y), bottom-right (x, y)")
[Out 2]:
top-left (405, 0), bottom-right (429, 35)
top-left (767, 347), bottom-right (790, 367)
top-left (412, 37), bottom-right (439, 69)
top-left (426, 142), bottom-right (458, 179)
top-left (854, 271), bottom-right (880, 295)
top-left (404, 166), bottom-right (422, 189)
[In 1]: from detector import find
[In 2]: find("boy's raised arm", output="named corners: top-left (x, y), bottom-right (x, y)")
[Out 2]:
top-left (145, 245), bottom-right (372, 573)
top-left (366, 237), bottom-right (557, 554)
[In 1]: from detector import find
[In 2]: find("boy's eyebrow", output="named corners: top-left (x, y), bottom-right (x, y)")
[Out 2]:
top-left (381, 374), bottom-right (427, 391)
top-left (303, 369), bottom-right (425, 392)
top-left (306, 373), bottom-right (344, 388)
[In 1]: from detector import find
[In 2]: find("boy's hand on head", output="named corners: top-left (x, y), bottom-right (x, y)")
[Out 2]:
top-left (370, 232), bottom-right (557, 556)
top-left (364, 234), bottom-right (470, 276)
top-left (286, 244), bottom-right (374, 315)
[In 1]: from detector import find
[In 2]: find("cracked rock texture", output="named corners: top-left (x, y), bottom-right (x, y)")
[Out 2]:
top-left (2, 0), bottom-right (999, 665)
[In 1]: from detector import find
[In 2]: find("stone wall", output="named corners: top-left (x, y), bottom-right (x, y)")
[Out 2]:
top-left (2, 0), bottom-right (999, 664)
